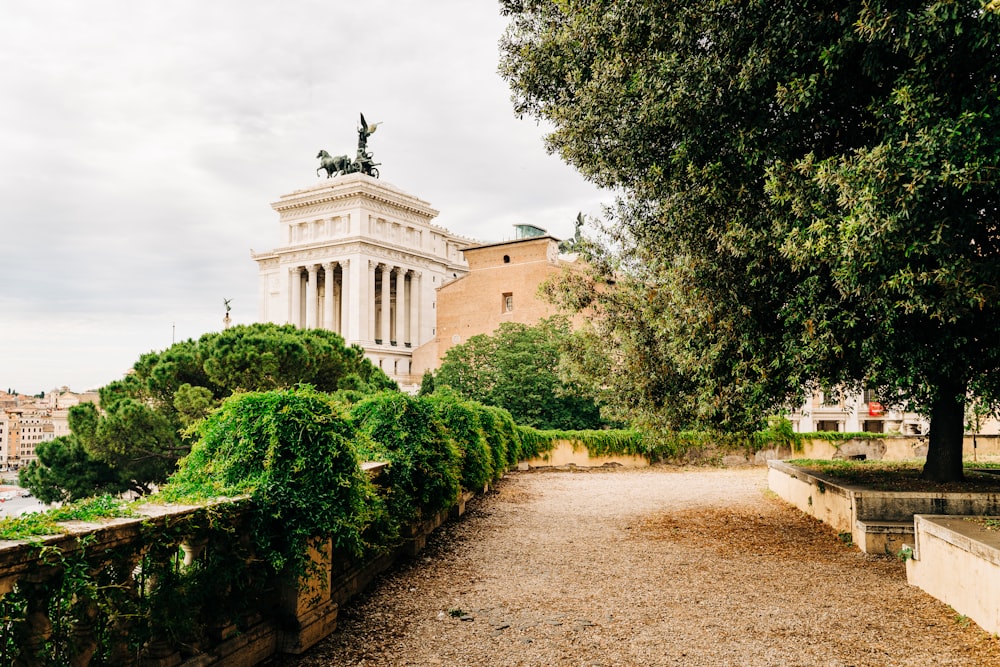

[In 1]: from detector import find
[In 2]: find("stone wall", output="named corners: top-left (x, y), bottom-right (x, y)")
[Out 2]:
top-left (0, 477), bottom-right (474, 667)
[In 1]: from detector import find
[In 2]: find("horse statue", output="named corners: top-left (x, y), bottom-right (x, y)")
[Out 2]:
top-left (316, 150), bottom-right (353, 178)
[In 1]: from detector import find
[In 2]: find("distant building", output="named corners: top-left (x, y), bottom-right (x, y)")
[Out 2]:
top-left (790, 389), bottom-right (929, 435)
top-left (0, 413), bottom-right (11, 470)
top-left (253, 173), bottom-right (472, 391)
top-left (0, 388), bottom-right (93, 469)
top-left (412, 229), bottom-right (582, 373)
top-left (0, 391), bottom-right (19, 411)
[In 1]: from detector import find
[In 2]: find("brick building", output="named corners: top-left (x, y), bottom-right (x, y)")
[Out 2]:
top-left (411, 227), bottom-right (581, 374)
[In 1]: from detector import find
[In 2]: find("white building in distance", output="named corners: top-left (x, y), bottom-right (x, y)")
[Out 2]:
top-left (252, 173), bottom-right (472, 391)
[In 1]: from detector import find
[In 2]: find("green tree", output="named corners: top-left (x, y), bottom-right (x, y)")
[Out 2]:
top-left (18, 435), bottom-right (124, 503)
top-left (417, 369), bottom-right (436, 396)
top-left (500, 0), bottom-right (1000, 481)
top-left (23, 324), bottom-right (396, 500)
top-left (435, 317), bottom-right (605, 430)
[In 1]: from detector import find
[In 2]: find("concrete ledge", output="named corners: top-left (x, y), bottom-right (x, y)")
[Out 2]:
top-left (521, 440), bottom-right (648, 469)
top-left (769, 460), bottom-right (1000, 554)
top-left (906, 515), bottom-right (1000, 635)
top-left (854, 519), bottom-right (913, 556)
top-left (767, 460), bottom-right (854, 535)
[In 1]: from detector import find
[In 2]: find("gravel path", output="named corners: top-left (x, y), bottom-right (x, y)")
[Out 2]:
top-left (266, 466), bottom-right (1000, 666)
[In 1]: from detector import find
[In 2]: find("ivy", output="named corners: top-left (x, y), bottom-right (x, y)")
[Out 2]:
top-left (351, 392), bottom-right (462, 528)
top-left (165, 386), bottom-right (371, 574)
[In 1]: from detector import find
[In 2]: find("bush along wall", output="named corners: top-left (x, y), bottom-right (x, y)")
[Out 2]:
top-left (0, 387), bottom-right (545, 666)
top-left (0, 385), bottom-right (821, 665)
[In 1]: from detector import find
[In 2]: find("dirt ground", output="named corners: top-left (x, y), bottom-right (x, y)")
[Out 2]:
top-left (265, 466), bottom-right (1000, 666)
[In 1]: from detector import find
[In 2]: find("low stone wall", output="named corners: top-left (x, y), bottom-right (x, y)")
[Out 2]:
top-left (906, 515), bottom-right (1000, 636)
top-left (796, 436), bottom-right (927, 461)
top-left (520, 439), bottom-right (648, 469)
top-left (769, 460), bottom-right (1000, 558)
top-left (0, 472), bottom-right (475, 667)
top-left (793, 434), bottom-right (1000, 462)
top-left (767, 460), bottom-right (855, 534)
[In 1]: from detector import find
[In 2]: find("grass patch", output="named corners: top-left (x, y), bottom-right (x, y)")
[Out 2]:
top-left (0, 495), bottom-right (135, 542)
top-left (786, 459), bottom-right (1000, 493)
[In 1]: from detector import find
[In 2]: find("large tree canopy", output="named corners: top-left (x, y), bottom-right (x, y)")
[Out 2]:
top-left (500, 0), bottom-right (1000, 480)
top-left (21, 324), bottom-right (396, 498)
top-left (434, 317), bottom-right (606, 430)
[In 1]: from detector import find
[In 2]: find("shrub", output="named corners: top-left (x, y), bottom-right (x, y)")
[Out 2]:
top-left (165, 387), bottom-right (370, 574)
top-left (351, 392), bottom-right (462, 526)
top-left (472, 404), bottom-right (509, 480)
top-left (425, 391), bottom-right (494, 492)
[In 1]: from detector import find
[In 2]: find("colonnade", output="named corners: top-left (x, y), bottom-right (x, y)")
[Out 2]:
top-left (286, 259), bottom-right (422, 347)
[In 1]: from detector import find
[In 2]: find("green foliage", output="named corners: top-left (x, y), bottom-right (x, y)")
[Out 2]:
top-left (473, 405), bottom-right (509, 480)
top-left (435, 317), bottom-right (606, 430)
top-left (500, 0), bottom-right (1000, 482)
top-left (418, 369), bottom-right (435, 396)
top-left (24, 323), bottom-right (396, 502)
top-left (752, 416), bottom-right (803, 453)
top-left (485, 405), bottom-right (524, 468)
top-left (424, 390), bottom-right (494, 492)
top-left (0, 495), bottom-right (135, 541)
top-left (18, 435), bottom-right (125, 504)
top-left (351, 392), bottom-right (462, 526)
top-left (165, 387), bottom-right (371, 573)
top-left (800, 431), bottom-right (892, 442)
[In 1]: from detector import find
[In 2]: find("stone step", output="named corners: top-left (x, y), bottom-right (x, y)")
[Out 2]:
top-left (855, 519), bottom-right (914, 556)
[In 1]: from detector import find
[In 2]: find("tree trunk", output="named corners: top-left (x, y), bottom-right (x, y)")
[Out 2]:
top-left (922, 380), bottom-right (966, 483)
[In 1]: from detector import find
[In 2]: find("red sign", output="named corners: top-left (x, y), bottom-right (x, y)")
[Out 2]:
top-left (868, 402), bottom-right (884, 417)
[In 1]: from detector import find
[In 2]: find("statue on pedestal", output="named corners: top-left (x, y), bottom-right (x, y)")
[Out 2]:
top-left (316, 112), bottom-right (382, 179)
top-left (559, 212), bottom-right (585, 252)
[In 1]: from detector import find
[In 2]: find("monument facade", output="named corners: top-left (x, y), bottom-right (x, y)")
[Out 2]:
top-left (252, 172), bottom-right (471, 390)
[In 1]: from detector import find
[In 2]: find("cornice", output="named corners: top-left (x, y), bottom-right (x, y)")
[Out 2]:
top-left (268, 241), bottom-right (466, 273)
top-left (266, 234), bottom-right (470, 270)
top-left (273, 174), bottom-right (438, 217)
top-left (270, 175), bottom-right (477, 244)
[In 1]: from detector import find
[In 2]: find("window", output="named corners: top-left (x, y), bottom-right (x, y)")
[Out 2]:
top-left (820, 391), bottom-right (840, 407)
top-left (502, 293), bottom-right (513, 313)
top-left (863, 420), bottom-right (884, 433)
top-left (503, 255), bottom-right (511, 263)
top-left (816, 420), bottom-right (840, 432)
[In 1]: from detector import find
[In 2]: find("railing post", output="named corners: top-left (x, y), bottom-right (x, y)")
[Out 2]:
top-left (106, 549), bottom-right (143, 667)
top-left (13, 575), bottom-right (55, 667)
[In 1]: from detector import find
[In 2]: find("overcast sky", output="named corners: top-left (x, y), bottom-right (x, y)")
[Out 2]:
top-left (0, 2), bottom-right (608, 396)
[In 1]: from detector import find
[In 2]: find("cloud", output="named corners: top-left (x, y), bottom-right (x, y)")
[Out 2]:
top-left (0, 1), bottom-right (609, 394)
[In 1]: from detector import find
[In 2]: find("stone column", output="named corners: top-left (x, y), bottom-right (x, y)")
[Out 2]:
top-left (409, 271), bottom-right (421, 347)
top-left (341, 259), bottom-right (353, 339)
top-left (305, 265), bottom-right (319, 328)
top-left (380, 264), bottom-right (391, 345)
top-left (394, 268), bottom-right (406, 346)
top-left (368, 261), bottom-right (377, 343)
top-left (323, 262), bottom-right (335, 331)
top-left (290, 265), bottom-right (302, 328)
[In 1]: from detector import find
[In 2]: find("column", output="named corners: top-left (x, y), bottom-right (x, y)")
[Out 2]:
top-left (380, 264), bottom-right (391, 345)
top-left (394, 268), bottom-right (405, 345)
top-left (341, 259), bottom-right (352, 340)
top-left (323, 262), bottom-right (335, 331)
top-left (368, 261), bottom-right (377, 343)
top-left (409, 271), bottom-right (421, 347)
top-left (289, 266), bottom-right (302, 327)
top-left (305, 265), bottom-right (319, 328)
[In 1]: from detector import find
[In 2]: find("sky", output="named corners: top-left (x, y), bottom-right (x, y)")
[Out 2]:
top-left (0, 2), bottom-right (609, 396)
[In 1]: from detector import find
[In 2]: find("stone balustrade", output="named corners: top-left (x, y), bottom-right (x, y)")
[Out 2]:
top-left (0, 462), bottom-right (469, 667)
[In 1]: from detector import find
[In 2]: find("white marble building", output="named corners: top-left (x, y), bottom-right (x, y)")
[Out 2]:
top-left (252, 173), bottom-right (471, 390)
top-left (790, 389), bottom-right (929, 435)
